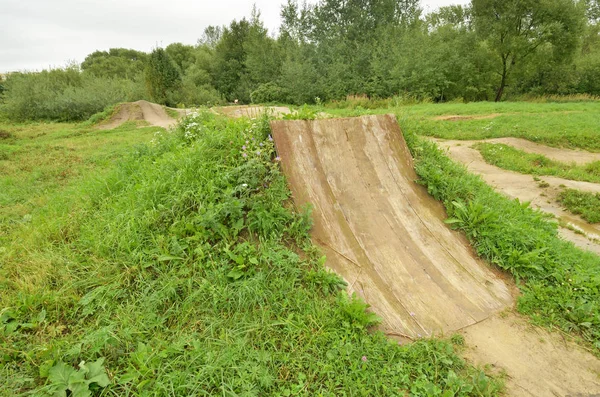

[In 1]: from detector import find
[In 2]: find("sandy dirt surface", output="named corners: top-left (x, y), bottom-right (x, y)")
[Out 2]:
top-left (447, 137), bottom-right (600, 165)
top-left (462, 313), bottom-right (600, 397)
top-left (271, 115), bottom-right (512, 338)
top-left (433, 138), bottom-right (600, 254)
top-left (214, 105), bottom-right (291, 119)
top-left (98, 100), bottom-right (178, 130)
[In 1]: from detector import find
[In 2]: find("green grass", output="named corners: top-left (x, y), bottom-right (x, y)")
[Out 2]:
top-left (0, 120), bottom-right (163, 242)
top-left (558, 189), bottom-right (600, 224)
top-left (0, 112), bottom-right (501, 395)
top-left (475, 143), bottom-right (600, 183)
top-left (320, 101), bottom-right (600, 151)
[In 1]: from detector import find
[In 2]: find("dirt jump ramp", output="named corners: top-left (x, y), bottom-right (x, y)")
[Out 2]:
top-left (271, 115), bottom-right (513, 338)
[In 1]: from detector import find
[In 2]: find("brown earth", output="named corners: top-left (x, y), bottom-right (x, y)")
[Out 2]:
top-left (214, 105), bottom-right (291, 119)
top-left (433, 138), bottom-right (600, 254)
top-left (271, 115), bottom-right (600, 396)
top-left (98, 100), bottom-right (179, 130)
top-left (462, 312), bottom-right (600, 397)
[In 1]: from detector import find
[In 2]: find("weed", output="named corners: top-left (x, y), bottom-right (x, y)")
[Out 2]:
top-left (558, 189), bottom-right (600, 223)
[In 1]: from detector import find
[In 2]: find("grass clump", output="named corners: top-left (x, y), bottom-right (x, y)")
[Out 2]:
top-left (0, 111), bottom-right (501, 395)
top-left (475, 143), bottom-right (600, 184)
top-left (405, 132), bottom-right (600, 353)
top-left (558, 189), bottom-right (600, 224)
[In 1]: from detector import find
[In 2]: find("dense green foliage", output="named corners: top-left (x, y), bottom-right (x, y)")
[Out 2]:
top-left (0, 113), bottom-right (502, 395)
top-left (475, 143), bottom-right (600, 183)
top-left (404, 132), bottom-right (600, 353)
top-left (0, 67), bottom-right (145, 122)
top-left (558, 188), bottom-right (600, 223)
top-left (2, 0), bottom-right (600, 121)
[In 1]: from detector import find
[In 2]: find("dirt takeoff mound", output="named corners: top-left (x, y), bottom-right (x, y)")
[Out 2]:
top-left (98, 100), bottom-right (178, 130)
top-left (271, 115), bottom-right (513, 338)
top-left (214, 105), bottom-right (291, 119)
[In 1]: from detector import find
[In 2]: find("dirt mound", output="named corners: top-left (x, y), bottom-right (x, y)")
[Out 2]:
top-left (214, 105), bottom-right (291, 119)
top-left (98, 100), bottom-right (178, 130)
top-left (271, 115), bottom-right (512, 337)
top-left (433, 138), bottom-right (600, 254)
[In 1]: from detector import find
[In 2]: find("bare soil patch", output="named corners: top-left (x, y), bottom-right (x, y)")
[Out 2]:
top-left (98, 100), bottom-right (178, 130)
top-left (462, 312), bottom-right (600, 396)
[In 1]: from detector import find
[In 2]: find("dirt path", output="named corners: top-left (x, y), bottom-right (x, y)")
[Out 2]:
top-left (214, 105), bottom-right (291, 119)
top-left (433, 138), bottom-right (600, 254)
top-left (444, 137), bottom-right (600, 165)
top-left (98, 100), bottom-right (178, 130)
top-left (462, 312), bottom-right (600, 396)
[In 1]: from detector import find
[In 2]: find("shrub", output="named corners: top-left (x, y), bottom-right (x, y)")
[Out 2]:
top-left (250, 82), bottom-right (286, 104)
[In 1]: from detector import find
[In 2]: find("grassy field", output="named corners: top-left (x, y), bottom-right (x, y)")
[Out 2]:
top-left (0, 112), bottom-right (501, 395)
top-left (2, 101), bottom-right (600, 395)
top-left (0, 119), bottom-right (159, 241)
top-left (323, 100), bottom-right (600, 151)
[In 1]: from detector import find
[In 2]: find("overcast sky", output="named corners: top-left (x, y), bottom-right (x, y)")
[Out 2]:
top-left (1, 0), bottom-right (469, 73)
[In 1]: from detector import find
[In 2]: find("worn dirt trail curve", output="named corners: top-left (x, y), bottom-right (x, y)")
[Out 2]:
top-left (433, 138), bottom-right (600, 254)
top-left (444, 137), bottom-right (600, 165)
top-left (271, 115), bottom-right (600, 396)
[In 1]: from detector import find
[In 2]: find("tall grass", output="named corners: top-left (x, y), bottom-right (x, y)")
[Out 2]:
top-left (0, 112), bottom-right (501, 395)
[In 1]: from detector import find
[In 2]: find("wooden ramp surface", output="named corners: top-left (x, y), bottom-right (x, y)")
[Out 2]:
top-left (271, 115), bottom-right (512, 337)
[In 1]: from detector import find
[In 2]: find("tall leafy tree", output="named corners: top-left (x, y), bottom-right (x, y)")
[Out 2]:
top-left (145, 48), bottom-right (182, 106)
top-left (472, 0), bottom-right (585, 101)
top-left (81, 48), bottom-right (147, 79)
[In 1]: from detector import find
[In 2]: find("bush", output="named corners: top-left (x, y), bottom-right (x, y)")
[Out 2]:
top-left (250, 82), bottom-right (286, 104)
top-left (0, 67), bottom-right (146, 122)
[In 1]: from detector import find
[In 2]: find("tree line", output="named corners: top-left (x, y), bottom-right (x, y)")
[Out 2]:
top-left (1, 0), bottom-right (599, 121)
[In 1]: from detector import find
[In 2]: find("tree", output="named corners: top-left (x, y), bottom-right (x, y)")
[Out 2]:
top-left (81, 48), bottom-right (147, 79)
top-left (145, 48), bottom-right (182, 106)
top-left (472, 0), bottom-right (585, 101)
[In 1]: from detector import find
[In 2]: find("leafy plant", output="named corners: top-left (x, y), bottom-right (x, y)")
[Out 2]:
top-left (40, 359), bottom-right (110, 397)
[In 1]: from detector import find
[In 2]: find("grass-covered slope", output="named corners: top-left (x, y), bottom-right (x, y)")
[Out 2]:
top-left (404, 131), bottom-right (600, 353)
top-left (0, 112), bottom-right (500, 395)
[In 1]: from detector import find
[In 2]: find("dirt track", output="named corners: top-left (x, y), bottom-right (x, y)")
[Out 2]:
top-left (98, 100), bottom-right (178, 130)
top-left (271, 115), bottom-right (600, 396)
top-left (271, 115), bottom-right (512, 337)
top-left (214, 105), bottom-right (291, 119)
top-left (433, 138), bottom-right (600, 254)
top-left (444, 137), bottom-right (600, 165)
